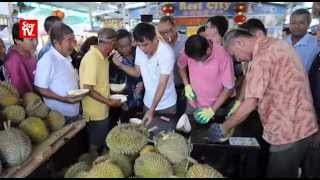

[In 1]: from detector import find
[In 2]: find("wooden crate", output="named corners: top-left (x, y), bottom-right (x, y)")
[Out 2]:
top-left (0, 119), bottom-right (86, 178)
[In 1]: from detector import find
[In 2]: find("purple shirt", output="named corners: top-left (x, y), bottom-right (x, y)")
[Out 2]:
top-left (4, 48), bottom-right (37, 96)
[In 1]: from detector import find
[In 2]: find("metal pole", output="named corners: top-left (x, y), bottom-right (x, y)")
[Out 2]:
top-left (88, 7), bottom-right (94, 31)
top-left (7, 2), bottom-right (14, 44)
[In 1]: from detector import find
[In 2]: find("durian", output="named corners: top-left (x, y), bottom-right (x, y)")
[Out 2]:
top-left (109, 150), bottom-right (133, 177)
top-left (155, 131), bottom-right (191, 164)
top-left (106, 123), bottom-right (149, 155)
top-left (186, 163), bottom-right (224, 178)
top-left (134, 152), bottom-right (173, 178)
top-left (26, 102), bottom-right (49, 119)
top-left (0, 121), bottom-right (32, 167)
top-left (0, 82), bottom-right (19, 107)
top-left (64, 161), bottom-right (91, 178)
top-left (2, 105), bottom-right (25, 124)
top-left (139, 145), bottom-right (157, 156)
top-left (173, 159), bottom-right (193, 177)
top-left (86, 159), bottom-right (124, 178)
top-left (45, 110), bottom-right (65, 131)
top-left (19, 117), bottom-right (49, 144)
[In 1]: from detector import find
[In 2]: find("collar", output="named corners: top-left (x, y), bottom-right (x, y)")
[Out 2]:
top-left (90, 45), bottom-right (105, 61)
top-left (51, 46), bottom-right (72, 62)
top-left (288, 33), bottom-right (312, 47)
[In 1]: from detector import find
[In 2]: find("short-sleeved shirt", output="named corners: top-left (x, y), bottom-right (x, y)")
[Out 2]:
top-left (245, 37), bottom-right (319, 145)
top-left (34, 47), bottom-right (79, 117)
top-left (79, 46), bottom-right (110, 121)
top-left (178, 43), bottom-right (235, 107)
top-left (120, 53), bottom-right (144, 109)
top-left (37, 42), bottom-right (52, 61)
top-left (4, 48), bottom-right (36, 96)
top-left (287, 33), bottom-right (320, 73)
top-left (172, 33), bottom-right (188, 86)
top-left (135, 41), bottom-right (177, 110)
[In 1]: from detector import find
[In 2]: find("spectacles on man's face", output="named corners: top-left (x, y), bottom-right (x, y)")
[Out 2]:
top-left (98, 38), bottom-right (116, 45)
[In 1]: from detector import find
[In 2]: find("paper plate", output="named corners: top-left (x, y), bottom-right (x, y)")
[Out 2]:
top-left (129, 118), bottom-right (143, 125)
top-left (110, 83), bottom-right (126, 92)
top-left (110, 94), bottom-right (127, 103)
top-left (67, 89), bottom-right (89, 97)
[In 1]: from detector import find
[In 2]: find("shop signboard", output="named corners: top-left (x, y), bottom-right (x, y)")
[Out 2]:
top-left (103, 18), bottom-right (123, 29)
top-left (128, 2), bottom-right (286, 18)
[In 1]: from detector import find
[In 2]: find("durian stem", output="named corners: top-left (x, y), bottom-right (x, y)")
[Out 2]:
top-left (8, 120), bottom-right (11, 128)
top-left (3, 121), bottom-right (7, 130)
top-left (148, 126), bottom-right (158, 132)
top-left (187, 156), bottom-right (198, 164)
top-left (147, 139), bottom-right (155, 144)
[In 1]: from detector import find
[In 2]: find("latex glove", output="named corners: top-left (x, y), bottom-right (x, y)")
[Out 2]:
top-left (226, 99), bottom-right (241, 118)
top-left (193, 107), bottom-right (215, 124)
top-left (207, 123), bottom-right (225, 143)
top-left (184, 84), bottom-right (197, 101)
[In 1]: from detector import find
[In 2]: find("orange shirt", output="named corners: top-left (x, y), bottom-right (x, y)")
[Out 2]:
top-left (245, 37), bottom-right (319, 145)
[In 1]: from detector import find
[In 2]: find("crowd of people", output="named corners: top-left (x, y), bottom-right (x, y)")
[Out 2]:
top-left (0, 6), bottom-right (320, 177)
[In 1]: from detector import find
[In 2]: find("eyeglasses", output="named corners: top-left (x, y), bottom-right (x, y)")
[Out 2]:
top-left (98, 37), bottom-right (116, 44)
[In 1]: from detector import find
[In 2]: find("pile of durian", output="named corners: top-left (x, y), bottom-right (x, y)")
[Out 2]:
top-left (63, 122), bottom-right (225, 178)
top-left (0, 81), bottom-right (67, 173)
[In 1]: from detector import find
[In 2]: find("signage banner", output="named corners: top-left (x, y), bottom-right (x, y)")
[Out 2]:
top-left (128, 2), bottom-right (286, 18)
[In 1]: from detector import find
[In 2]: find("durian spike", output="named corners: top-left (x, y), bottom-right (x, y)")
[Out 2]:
top-left (93, 154), bottom-right (110, 165)
top-left (147, 138), bottom-right (155, 144)
top-left (3, 121), bottom-right (7, 130)
top-left (117, 120), bottom-right (121, 126)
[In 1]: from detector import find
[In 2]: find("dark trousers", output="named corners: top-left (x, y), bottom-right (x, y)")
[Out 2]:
top-left (266, 134), bottom-right (313, 178)
top-left (175, 85), bottom-right (186, 118)
top-left (86, 117), bottom-right (111, 153)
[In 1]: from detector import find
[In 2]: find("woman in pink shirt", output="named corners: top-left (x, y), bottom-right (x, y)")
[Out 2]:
top-left (4, 22), bottom-right (38, 96)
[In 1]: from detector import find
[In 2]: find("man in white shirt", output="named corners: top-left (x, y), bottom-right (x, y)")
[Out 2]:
top-left (111, 22), bottom-right (177, 126)
top-left (34, 23), bottom-right (83, 123)
top-left (157, 16), bottom-right (188, 118)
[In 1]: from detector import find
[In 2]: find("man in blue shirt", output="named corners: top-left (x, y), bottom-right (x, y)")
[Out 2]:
top-left (37, 16), bottom-right (62, 60)
top-left (112, 29), bottom-right (144, 121)
top-left (287, 8), bottom-right (320, 73)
